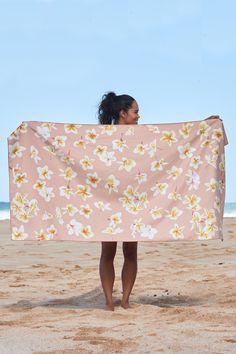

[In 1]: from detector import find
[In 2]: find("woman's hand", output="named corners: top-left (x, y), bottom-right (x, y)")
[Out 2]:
top-left (205, 115), bottom-right (222, 121)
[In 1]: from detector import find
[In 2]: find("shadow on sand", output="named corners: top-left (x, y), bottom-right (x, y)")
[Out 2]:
top-left (4, 287), bottom-right (204, 310)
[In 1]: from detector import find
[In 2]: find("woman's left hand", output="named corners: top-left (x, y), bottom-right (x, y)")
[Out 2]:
top-left (205, 115), bottom-right (221, 120)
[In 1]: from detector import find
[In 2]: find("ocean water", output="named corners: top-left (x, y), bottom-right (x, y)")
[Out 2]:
top-left (0, 201), bottom-right (236, 221)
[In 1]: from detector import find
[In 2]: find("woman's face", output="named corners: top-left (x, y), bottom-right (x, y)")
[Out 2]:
top-left (118, 100), bottom-right (140, 124)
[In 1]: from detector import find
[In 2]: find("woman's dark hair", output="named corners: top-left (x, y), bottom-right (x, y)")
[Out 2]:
top-left (97, 91), bottom-right (135, 125)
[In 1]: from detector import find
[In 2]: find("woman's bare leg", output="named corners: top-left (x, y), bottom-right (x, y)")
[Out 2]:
top-left (121, 241), bottom-right (138, 309)
top-left (99, 241), bottom-right (117, 311)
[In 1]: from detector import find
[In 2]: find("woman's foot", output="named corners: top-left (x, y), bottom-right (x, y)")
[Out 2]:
top-left (120, 300), bottom-right (131, 309)
top-left (105, 301), bottom-right (115, 311)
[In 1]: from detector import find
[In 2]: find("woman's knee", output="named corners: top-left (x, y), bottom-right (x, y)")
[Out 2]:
top-left (122, 242), bottom-right (138, 260)
top-left (100, 241), bottom-right (117, 261)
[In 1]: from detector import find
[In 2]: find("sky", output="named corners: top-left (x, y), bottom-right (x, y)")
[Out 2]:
top-left (0, 0), bottom-right (235, 202)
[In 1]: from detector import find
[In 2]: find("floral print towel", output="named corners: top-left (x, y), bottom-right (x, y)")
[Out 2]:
top-left (8, 117), bottom-right (228, 242)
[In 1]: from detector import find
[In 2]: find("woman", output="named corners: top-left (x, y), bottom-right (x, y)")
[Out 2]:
top-left (97, 91), bottom-right (140, 311)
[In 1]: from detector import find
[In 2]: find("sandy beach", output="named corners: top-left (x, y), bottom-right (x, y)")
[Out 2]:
top-left (0, 218), bottom-right (235, 354)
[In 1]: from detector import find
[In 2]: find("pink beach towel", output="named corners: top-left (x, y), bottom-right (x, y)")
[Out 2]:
top-left (7, 117), bottom-right (228, 242)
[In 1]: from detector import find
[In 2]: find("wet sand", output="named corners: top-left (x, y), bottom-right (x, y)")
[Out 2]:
top-left (0, 218), bottom-right (235, 353)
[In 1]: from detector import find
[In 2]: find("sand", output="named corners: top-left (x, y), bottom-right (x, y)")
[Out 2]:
top-left (0, 218), bottom-right (235, 354)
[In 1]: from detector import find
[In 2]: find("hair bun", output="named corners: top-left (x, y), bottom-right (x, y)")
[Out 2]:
top-left (102, 91), bottom-right (117, 110)
top-left (105, 91), bottom-right (116, 102)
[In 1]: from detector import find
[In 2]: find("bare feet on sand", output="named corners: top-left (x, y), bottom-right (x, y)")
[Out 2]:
top-left (105, 299), bottom-right (131, 311)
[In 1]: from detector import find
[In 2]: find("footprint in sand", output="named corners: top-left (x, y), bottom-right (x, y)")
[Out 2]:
top-left (74, 265), bottom-right (82, 269)
top-left (0, 270), bottom-right (15, 274)
top-left (32, 264), bottom-right (48, 268)
top-left (60, 269), bottom-right (73, 275)
top-left (224, 339), bottom-right (236, 343)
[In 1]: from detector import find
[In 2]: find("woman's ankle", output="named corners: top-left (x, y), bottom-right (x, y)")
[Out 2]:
top-left (105, 297), bottom-right (114, 306)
